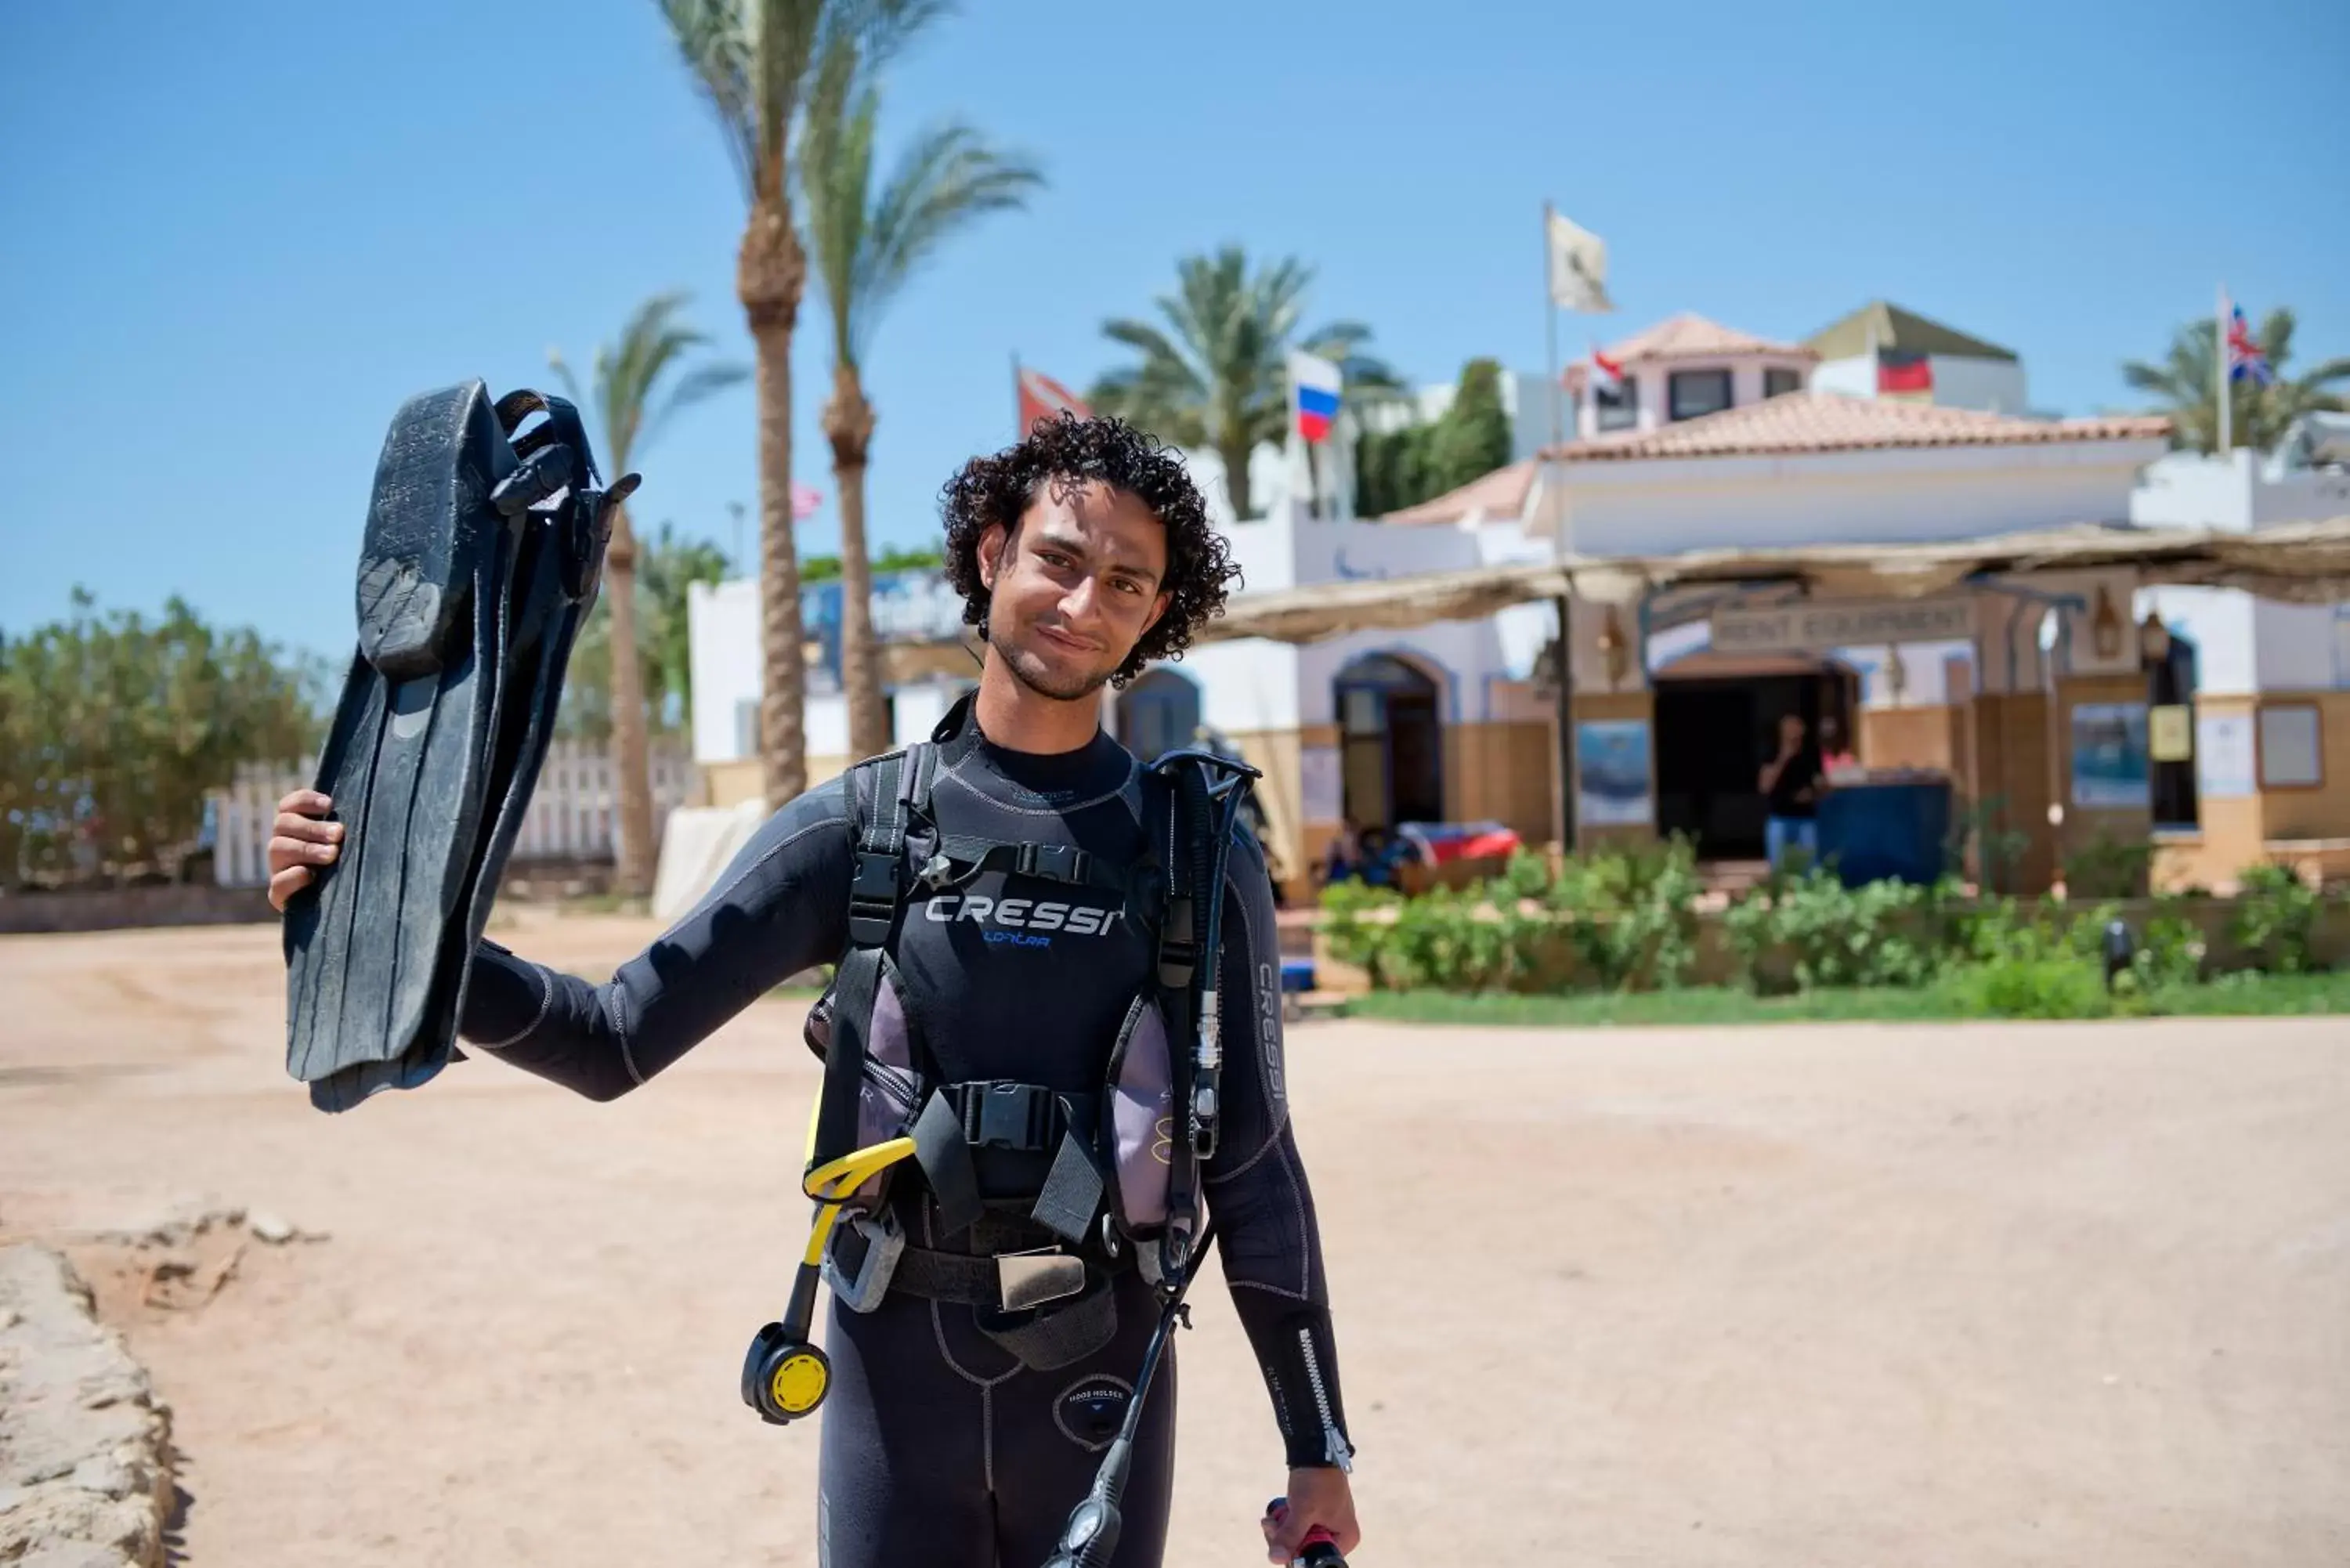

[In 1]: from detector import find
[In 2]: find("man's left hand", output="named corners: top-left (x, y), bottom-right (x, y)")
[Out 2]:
top-left (1264, 1467), bottom-right (1361, 1563)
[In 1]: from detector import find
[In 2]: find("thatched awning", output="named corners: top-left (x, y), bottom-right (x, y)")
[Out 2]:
top-left (1198, 518), bottom-right (2350, 645)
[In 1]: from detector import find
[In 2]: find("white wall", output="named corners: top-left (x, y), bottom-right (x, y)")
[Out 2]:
top-left (2135, 586), bottom-right (2258, 695)
top-left (1547, 439), bottom-right (2164, 557)
top-left (2254, 602), bottom-right (2349, 690)
top-left (689, 578), bottom-right (762, 764)
top-left (1810, 355), bottom-right (2028, 415)
top-left (2132, 447), bottom-right (2350, 532)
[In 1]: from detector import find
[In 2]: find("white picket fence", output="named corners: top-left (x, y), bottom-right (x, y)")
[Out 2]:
top-left (210, 741), bottom-right (695, 888)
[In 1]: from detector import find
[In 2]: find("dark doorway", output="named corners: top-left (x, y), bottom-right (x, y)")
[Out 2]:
top-left (2149, 632), bottom-right (2200, 831)
top-left (1336, 654), bottom-right (1444, 828)
top-left (1115, 668), bottom-right (1202, 761)
top-left (1654, 664), bottom-right (1849, 859)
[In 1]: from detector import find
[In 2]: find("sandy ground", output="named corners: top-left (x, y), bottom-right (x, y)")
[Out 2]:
top-left (2, 912), bottom-right (2346, 1567)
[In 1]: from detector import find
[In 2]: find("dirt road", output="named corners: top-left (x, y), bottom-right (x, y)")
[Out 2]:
top-left (2, 912), bottom-right (2345, 1566)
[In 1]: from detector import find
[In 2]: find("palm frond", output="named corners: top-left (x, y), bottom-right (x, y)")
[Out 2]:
top-left (660, 0), bottom-right (760, 199)
top-left (796, 23), bottom-right (1033, 367)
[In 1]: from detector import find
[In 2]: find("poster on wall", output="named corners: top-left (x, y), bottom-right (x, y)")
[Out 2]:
top-left (2196, 713), bottom-right (2255, 799)
top-left (1298, 746), bottom-right (1343, 824)
top-left (2070, 703), bottom-right (2150, 808)
top-left (1575, 719), bottom-right (1652, 826)
top-left (2259, 705), bottom-right (2323, 789)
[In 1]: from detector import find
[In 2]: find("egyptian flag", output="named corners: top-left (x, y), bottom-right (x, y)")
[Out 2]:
top-left (1016, 365), bottom-right (1092, 434)
top-left (1289, 351), bottom-right (1343, 443)
top-left (1877, 350), bottom-right (1933, 398)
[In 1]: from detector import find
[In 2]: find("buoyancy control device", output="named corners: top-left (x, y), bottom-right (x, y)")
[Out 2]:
top-left (740, 702), bottom-right (1262, 1426)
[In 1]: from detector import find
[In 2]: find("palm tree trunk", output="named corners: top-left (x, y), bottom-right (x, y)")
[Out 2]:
top-left (824, 363), bottom-right (889, 761)
top-left (1222, 435), bottom-right (1254, 521)
top-left (603, 505), bottom-right (657, 898)
top-left (739, 197), bottom-right (808, 807)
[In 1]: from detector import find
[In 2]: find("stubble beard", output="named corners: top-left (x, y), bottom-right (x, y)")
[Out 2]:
top-left (989, 614), bottom-right (1119, 704)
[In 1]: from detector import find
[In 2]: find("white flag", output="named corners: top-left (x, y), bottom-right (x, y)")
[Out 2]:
top-left (1547, 210), bottom-right (1614, 312)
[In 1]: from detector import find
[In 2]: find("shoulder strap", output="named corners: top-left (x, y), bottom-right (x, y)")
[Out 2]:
top-left (1151, 761), bottom-right (1213, 1280)
top-left (811, 746), bottom-right (929, 1172)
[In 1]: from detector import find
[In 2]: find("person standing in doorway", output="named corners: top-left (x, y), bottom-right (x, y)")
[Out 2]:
top-left (1759, 711), bottom-right (1824, 869)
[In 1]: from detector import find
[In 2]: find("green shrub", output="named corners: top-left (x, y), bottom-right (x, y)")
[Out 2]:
top-left (1543, 836), bottom-right (1701, 992)
top-left (1954, 956), bottom-right (2115, 1019)
top-left (1725, 865), bottom-right (1936, 993)
top-left (2063, 833), bottom-right (2154, 899)
top-left (2232, 862), bottom-right (2325, 974)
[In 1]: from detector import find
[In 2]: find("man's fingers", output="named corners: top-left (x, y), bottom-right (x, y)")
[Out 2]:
top-left (269, 865), bottom-right (313, 912)
top-left (272, 813), bottom-right (343, 848)
top-left (268, 833), bottom-right (340, 870)
top-left (278, 788), bottom-right (332, 816)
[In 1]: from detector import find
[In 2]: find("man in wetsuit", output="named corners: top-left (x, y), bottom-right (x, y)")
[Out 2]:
top-left (266, 415), bottom-right (1362, 1568)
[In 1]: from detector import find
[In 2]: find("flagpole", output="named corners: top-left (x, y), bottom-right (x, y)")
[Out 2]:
top-left (1543, 200), bottom-right (1563, 449)
top-left (2214, 286), bottom-right (2231, 457)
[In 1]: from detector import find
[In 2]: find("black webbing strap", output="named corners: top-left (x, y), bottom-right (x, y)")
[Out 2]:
top-left (912, 1089), bottom-right (983, 1236)
top-left (1152, 765), bottom-right (1207, 1279)
top-left (811, 750), bottom-right (914, 1170)
top-left (917, 836), bottom-right (1134, 895)
top-left (913, 1082), bottom-right (1104, 1243)
top-left (891, 1248), bottom-right (1122, 1371)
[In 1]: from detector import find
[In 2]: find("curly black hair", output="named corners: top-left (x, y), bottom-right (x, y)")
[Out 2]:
top-left (938, 412), bottom-right (1240, 688)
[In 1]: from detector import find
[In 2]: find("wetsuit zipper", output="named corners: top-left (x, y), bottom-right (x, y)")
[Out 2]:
top-left (1296, 1327), bottom-right (1352, 1471)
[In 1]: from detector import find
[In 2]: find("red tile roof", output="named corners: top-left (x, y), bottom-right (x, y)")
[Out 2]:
top-left (1547, 392), bottom-right (2171, 463)
top-left (1382, 457), bottom-right (1538, 526)
top-left (1600, 312), bottom-right (1814, 363)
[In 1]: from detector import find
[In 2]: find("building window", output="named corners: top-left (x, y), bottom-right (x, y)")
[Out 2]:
top-left (1594, 380), bottom-right (1637, 431)
top-left (1668, 368), bottom-right (1734, 421)
top-left (1763, 366), bottom-right (1802, 399)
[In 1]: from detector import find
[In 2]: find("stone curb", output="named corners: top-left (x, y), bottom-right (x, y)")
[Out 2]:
top-left (0, 1245), bottom-right (173, 1568)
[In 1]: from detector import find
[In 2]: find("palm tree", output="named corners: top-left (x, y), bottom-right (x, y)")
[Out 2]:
top-left (658, 0), bottom-right (943, 806)
top-left (551, 291), bottom-right (747, 897)
top-left (2122, 307), bottom-right (2350, 453)
top-left (801, 78), bottom-right (1042, 761)
top-left (1088, 247), bottom-right (1394, 520)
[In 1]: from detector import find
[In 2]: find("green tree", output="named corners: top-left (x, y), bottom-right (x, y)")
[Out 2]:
top-left (1089, 247), bottom-right (1394, 520)
top-left (801, 68), bottom-right (1040, 761)
top-left (0, 591), bottom-right (320, 887)
top-left (659, 0), bottom-right (945, 806)
top-left (550, 291), bottom-right (746, 896)
top-left (562, 522), bottom-right (735, 742)
top-left (2122, 307), bottom-right (2350, 453)
top-left (1428, 358), bottom-right (1513, 488)
top-left (1355, 357), bottom-right (1514, 515)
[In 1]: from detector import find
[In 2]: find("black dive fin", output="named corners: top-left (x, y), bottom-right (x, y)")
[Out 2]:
top-left (283, 381), bottom-right (634, 1112)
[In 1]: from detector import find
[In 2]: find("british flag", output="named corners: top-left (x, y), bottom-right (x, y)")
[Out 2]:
top-left (2225, 302), bottom-right (2273, 386)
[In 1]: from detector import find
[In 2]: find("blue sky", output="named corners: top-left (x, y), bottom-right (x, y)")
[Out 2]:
top-left (5, 0), bottom-right (2346, 662)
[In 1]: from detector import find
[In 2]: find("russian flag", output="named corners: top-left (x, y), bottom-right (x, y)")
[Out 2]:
top-left (1289, 351), bottom-right (1343, 444)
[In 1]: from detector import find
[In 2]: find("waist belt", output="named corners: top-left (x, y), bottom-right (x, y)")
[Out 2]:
top-left (887, 1240), bottom-right (1122, 1372)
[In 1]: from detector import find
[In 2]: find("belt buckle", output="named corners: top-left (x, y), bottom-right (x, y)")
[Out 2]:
top-left (975, 1082), bottom-right (1039, 1149)
top-left (996, 1248), bottom-right (1086, 1313)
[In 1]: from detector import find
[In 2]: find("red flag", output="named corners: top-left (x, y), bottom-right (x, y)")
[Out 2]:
top-left (1876, 352), bottom-right (1933, 397)
top-left (1017, 365), bottom-right (1092, 434)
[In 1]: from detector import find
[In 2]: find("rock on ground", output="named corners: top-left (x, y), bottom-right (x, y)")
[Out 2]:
top-left (0, 1245), bottom-right (173, 1568)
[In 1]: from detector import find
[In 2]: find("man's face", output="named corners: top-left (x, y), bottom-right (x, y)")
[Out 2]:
top-left (977, 479), bottom-right (1172, 703)
top-left (1781, 714), bottom-right (1806, 748)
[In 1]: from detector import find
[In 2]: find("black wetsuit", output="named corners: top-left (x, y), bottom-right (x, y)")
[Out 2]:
top-left (456, 703), bottom-right (1351, 1568)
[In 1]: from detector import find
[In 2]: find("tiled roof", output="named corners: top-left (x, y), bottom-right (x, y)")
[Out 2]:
top-left (1600, 312), bottom-right (1814, 363)
top-left (1382, 458), bottom-right (1538, 526)
top-left (1547, 392), bottom-right (2170, 463)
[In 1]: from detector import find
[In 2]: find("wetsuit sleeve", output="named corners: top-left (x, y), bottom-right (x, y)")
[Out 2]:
top-left (454, 776), bottom-right (855, 1101)
top-left (1203, 829), bottom-right (1356, 1472)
